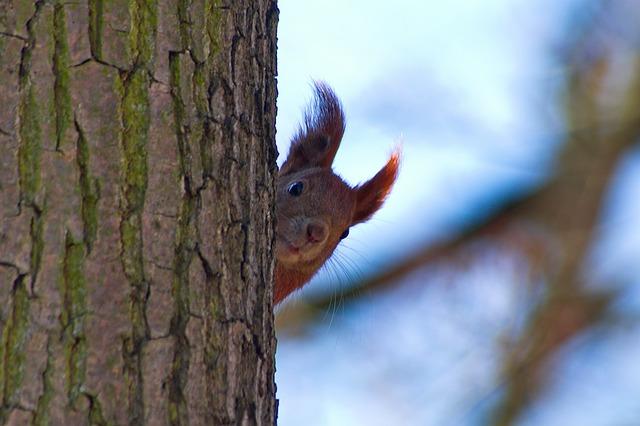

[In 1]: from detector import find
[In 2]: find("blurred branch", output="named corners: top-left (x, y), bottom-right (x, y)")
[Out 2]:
top-left (276, 190), bottom-right (545, 332)
top-left (274, 3), bottom-right (640, 426)
top-left (490, 41), bottom-right (640, 426)
top-left (277, 21), bottom-right (640, 339)
top-left (279, 17), bottom-right (640, 426)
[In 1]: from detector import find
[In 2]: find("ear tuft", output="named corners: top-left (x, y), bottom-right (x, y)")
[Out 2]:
top-left (352, 148), bottom-right (401, 224)
top-left (279, 82), bottom-right (346, 176)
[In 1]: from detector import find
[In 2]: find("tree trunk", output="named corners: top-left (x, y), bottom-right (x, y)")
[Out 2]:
top-left (0, 0), bottom-right (278, 425)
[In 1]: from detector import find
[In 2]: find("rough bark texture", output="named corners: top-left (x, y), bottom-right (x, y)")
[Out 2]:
top-left (0, 0), bottom-right (279, 425)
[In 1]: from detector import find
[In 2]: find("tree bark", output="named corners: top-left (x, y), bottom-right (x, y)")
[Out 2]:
top-left (0, 0), bottom-right (278, 425)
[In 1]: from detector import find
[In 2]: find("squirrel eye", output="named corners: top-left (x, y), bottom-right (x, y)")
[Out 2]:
top-left (287, 181), bottom-right (304, 196)
top-left (340, 229), bottom-right (349, 240)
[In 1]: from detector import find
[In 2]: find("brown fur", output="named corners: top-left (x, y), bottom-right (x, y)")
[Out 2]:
top-left (275, 83), bottom-right (399, 304)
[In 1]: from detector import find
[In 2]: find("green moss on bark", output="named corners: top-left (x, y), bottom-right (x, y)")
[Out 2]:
top-left (18, 83), bottom-right (43, 206)
top-left (33, 339), bottom-right (54, 426)
top-left (88, 0), bottom-right (104, 59)
top-left (128, 0), bottom-right (157, 66)
top-left (0, 4), bottom-right (7, 53)
top-left (0, 276), bottom-right (31, 414)
top-left (204, 0), bottom-right (222, 58)
top-left (116, 0), bottom-right (156, 302)
top-left (117, 68), bottom-right (151, 309)
top-left (60, 233), bottom-right (88, 406)
top-left (117, 0), bottom-right (157, 422)
top-left (75, 121), bottom-right (100, 252)
top-left (17, 1), bottom-right (45, 206)
top-left (167, 52), bottom-right (195, 426)
top-left (118, 69), bottom-right (150, 216)
top-left (176, 0), bottom-right (190, 52)
top-left (30, 206), bottom-right (45, 287)
top-left (87, 393), bottom-right (110, 426)
top-left (53, 2), bottom-right (72, 150)
top-left (6, 3), bottom-right (45, 419)
top-left (192, 64), bottom-right (212, 178)
top-left (14, 2), bottom-right (36, 34)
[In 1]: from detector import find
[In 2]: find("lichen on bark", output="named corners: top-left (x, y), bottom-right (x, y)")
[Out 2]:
top-left (17, 83), bottom-right (42, 206)
top-left (75, 120), bottom-right (100, 253)
top-left (117, 0), bottom-right (157, 422)
top-left (0, 275), bottom-right (31, 421)
top-left (60, 232), bottom-right (88, 406)
top-left (32, 337), bottom-right (54, 426)
top-left (52, 2), bottom-right (71, 150)
top-left (167, 51), bottom-right (194, 426)
top-left (17, 1), bottom-right (45, 207)
top-left (88, 0), bottom-right (104, 60)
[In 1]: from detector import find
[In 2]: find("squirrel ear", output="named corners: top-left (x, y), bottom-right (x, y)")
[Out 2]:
top-left (280, 82), bottom-right (345, 176)
top-left (352, 149), bottom-right (400, 225)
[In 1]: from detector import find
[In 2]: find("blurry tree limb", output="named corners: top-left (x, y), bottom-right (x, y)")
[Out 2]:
top-left (277, 22), bottom-right (640, 424)
top-left (490, 35), bottom-right (640, 426)
top-left (274, 3), bottom-right (640, 426)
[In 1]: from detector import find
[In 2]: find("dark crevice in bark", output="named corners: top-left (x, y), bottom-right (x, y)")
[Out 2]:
top-left (0, 31), bottom-right (28, 41)
top-left (29, 207), bottom-right (45, 293)
top-left (195, 245), bottom-right (214, 282)
top-left (0, 262), bottom-right (22, 274)
top-left (71, 56), bottom-right (124, 71)
top-left (88, 0), bottom-right (104, 60)
top-left (74, 118), bottom-right (101, 253)
top-left (84, 392), bottom-right (109, 426)
top-left (239, 222), bottom-right (249, 284)
top-left (147, 259), bottom-right (173, 271)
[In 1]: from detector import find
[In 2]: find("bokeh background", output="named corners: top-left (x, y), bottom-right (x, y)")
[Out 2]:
top-left (273, 1), bottom-right (640, 425)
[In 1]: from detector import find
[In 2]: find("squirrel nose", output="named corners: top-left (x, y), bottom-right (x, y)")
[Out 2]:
top-left (306, 221), bottom-right (328, 244)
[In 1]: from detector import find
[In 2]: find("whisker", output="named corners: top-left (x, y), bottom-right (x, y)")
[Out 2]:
top-left (321, 257), bottom-right (343, 328)
top-left (338, 243), bottom-right (371, 269)
top-left (335, 247), bottom-right (366, 280)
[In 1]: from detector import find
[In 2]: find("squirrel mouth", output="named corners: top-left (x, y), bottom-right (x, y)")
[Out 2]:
top-left (285, 243), bottom-right (300, 254)
top-left (276, 237), bottom-right (302, 257)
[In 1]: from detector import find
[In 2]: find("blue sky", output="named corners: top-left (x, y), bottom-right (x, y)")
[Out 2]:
top-left (275, 0), bottom-right (585, 277)
top-left (274, 1), bottom-right (640, 425)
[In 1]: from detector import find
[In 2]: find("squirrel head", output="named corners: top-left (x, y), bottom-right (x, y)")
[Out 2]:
top-left (275, 82), bottom-right (400, 303)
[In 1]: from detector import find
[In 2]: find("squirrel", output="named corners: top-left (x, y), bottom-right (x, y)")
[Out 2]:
top-left (274, 82), bottom-right (400, 304)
